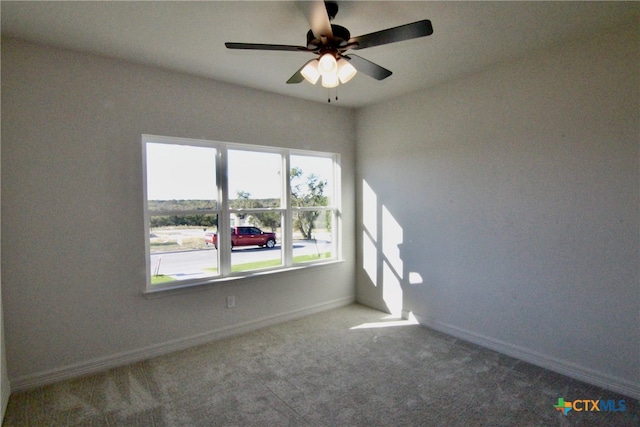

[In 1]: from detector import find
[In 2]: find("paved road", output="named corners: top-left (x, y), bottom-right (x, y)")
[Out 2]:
top-left (151, 240), bottom-right (332, 280)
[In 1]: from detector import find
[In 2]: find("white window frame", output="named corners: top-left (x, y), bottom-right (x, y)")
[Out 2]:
top-left (142, 134), bottom-right (342, 294)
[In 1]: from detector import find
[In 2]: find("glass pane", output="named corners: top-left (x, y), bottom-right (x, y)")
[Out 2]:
top-left (148, 215), bottom-right (219, 285)
top-left (292, 210), bottom-right (334, 264)
top-left (228, 150), bottom-right (283, 209)
top-left (229, 214), bottom-right (283, 273)
top-left (146, 143), bottom-right (217, 212)
top-left (290, 155), bottom-right (334, 207)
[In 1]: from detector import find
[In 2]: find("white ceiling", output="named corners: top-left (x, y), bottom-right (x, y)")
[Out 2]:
top-left (2, 1), bottom-right (638, 108)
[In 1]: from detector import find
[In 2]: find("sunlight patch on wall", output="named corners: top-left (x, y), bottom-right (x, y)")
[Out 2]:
top-left (382, 205), bottom-right (403, 277)
top-left (363, 180), bottom-right (377, 233)
top-left (363, 233), bottom-right (378, 286)
top-left (362, 180), bottom-right (378, 285)
top-left (408, 272), bottom-right (423, 285)
top-left (361, 180), bottom-right (405, 313)
top-left (383, 261), bottom-right (403, 315)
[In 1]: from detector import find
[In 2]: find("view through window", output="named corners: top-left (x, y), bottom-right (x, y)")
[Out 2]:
top-left (143, 135), bottom-right (340, 291)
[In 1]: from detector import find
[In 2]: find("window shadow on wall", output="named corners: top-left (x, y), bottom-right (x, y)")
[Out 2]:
top-left (361, 179), bottom-right (424, 317)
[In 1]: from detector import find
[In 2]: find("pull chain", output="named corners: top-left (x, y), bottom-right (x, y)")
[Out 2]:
top-left (327, 87), bottom-right (339, 103)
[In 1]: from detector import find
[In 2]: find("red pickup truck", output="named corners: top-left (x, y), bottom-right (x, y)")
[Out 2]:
top-left (205, 226), bottom-right (277, 249)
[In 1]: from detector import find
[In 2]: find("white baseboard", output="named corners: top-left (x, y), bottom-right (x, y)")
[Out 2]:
top-left (10, 296), bottom-right (355, 392)
top-left (412, 312), bottom-right (640, 400)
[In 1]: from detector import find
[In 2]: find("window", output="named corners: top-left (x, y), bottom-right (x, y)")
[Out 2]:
top-left (143, 135), bottom-right (341, 292)
top-left (290, 154), bottom-right (337, 264)
top-left (227, 148), bottom-right (284, 273)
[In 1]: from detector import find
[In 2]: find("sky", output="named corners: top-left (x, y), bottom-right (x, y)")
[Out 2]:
top-left (146, 143), bottom-right (216, 201)
top-left (145, 143), bottom-right (334, 201)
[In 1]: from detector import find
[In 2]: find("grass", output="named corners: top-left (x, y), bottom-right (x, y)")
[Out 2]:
top-left (227, 252), bottom-right (332, 272)
top-left (152, 252), bottom-right (332, 284)
top-left (151, 275), bottom-right (176, 284)
top-left (291, 253), bottom-right (332, 263)
top-left (231, 259), bottom-right (281, 272)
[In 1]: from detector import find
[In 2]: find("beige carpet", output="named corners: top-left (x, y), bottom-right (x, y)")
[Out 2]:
top-left (3, 304), bottom-right (638, 426)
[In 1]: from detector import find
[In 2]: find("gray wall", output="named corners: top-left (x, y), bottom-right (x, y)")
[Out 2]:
top-left (1, 144), bottom-right (7, 423)
top-left (1, 37), bottom-right (356, 388)
top-left (356, 27), bottom-right (639, 398)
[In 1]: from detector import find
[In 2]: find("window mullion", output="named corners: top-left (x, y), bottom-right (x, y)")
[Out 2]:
top-left (217, 146), bottom-right (231, 275)
top-left (333, 155), bottom-right (341, 260)
top-left (283, 152), bottom-right (293, 266)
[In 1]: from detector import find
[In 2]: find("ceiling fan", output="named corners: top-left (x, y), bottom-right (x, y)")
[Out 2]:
top-left (225, 1), bottom-right (433, 100)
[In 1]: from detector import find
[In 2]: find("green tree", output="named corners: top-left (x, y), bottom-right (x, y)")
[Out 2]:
top-left (149, 213), bottom-right (216, 229)
top-left (186, 214), bottom-right (217, 227)
top-left (231, 190), bottom-right (253, 222)
top-left (231, 191), bottom-right (281, 230)
top-left (252, 211), bottom-right (281, 231)
top-left (291, 167), bottom-right (328, 239)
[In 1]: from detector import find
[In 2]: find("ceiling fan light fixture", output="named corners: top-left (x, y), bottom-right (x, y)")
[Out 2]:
top-left (226, 0), bottom-right (434, 102)
top-left (337, 58), bottom-right (357, 84)
top-left (301, 59), bottom-right (320, 84)
top-left (321, 72), bottom-right (339, 88)
top-left (318, 53), bottom-right (337, 76)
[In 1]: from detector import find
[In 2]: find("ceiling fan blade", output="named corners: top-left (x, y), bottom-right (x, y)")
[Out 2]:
top-left (299, 0), bottom-right (333, 42)
top-left (343, 54), bottom-right (392, 81)
top-left (287, 59), bottom-right (316, 84)
top-left (348, 20), bottom-right (433, 50)
top-left (225, 42), bottom-right (311, 52)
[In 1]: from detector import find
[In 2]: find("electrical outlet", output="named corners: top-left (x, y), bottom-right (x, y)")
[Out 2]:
top-left (226, 295), bottom-right (236, 309)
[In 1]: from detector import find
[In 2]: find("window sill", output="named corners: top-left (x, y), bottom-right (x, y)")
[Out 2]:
top-left (143, 259), bottom-right (344, 299)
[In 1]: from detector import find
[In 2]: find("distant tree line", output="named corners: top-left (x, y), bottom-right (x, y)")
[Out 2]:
top-left (149, 213), bottom-right (218, 228)
top-left (148, 200), bottom-right (217, 212)
top-left (148, 196), bottom-right (281, 229)
top-left (149, 168), bottom-right (330, 239)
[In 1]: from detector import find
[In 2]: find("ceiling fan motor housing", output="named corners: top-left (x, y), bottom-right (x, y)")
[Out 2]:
top-left (306, 25), bottom-right (351, 50)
